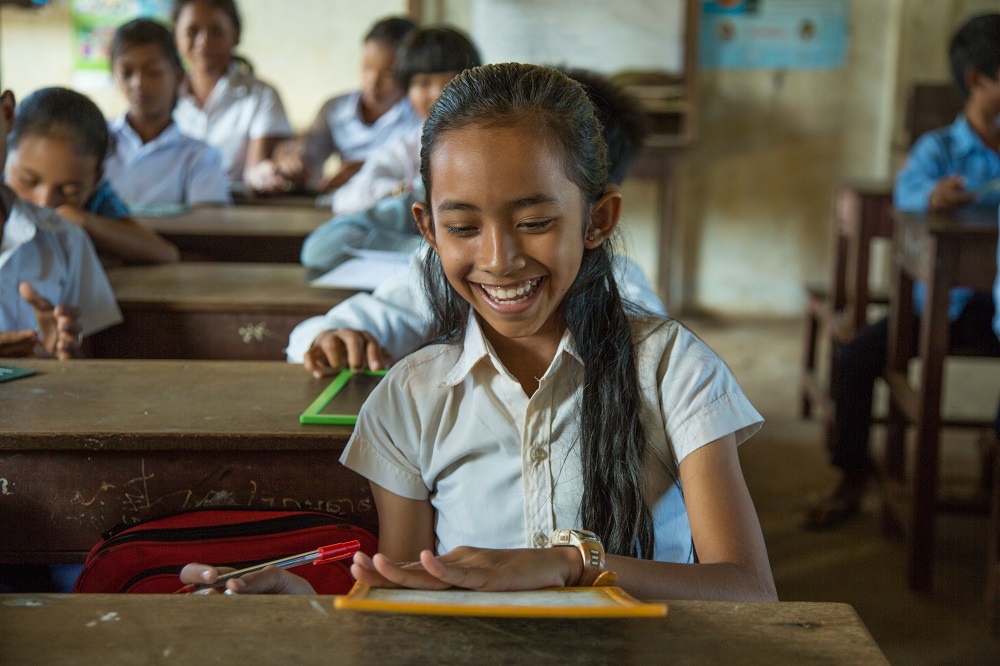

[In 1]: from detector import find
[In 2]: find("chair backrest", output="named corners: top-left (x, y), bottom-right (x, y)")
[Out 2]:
top-left (905, 83), bottom-right (964, 147)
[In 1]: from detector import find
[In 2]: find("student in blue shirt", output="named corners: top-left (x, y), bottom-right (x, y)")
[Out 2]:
top-left (4, 87), bottom-right (179, 265)
top-left (806, 13), bottom-right (1000, 529)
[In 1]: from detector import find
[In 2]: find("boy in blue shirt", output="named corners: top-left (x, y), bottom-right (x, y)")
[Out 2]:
top-left (807, 13), bottom-right (1000, 529)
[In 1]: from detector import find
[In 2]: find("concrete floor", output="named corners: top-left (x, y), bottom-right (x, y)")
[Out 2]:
top-left (686, 315), bottom-right (1000, 665)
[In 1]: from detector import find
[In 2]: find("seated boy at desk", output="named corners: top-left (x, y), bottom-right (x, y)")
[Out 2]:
top-left (287, 69), bottom-right (664, 372)
top-left (0, 89), bottom-right (121, 360)
top-left (806, 13), bottom-right (1000, 529)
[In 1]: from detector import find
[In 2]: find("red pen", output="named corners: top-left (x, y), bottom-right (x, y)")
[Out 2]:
top-left (174, 540), bottom-right (361, 594)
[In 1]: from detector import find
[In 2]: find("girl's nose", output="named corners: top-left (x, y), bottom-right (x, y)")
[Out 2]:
top-left (35, 186), bottom-right (59, 209)
top-left (480, 226), bottom-right (525, 275)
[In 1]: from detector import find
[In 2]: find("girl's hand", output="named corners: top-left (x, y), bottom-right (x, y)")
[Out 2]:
top-left (179, 563), bottom-right (316, 595)
top-left (350, 545), bottom-right (581, 592)
top-left (19, 282), bottom-right (80, 360)
top-left (55, 204), bottom-right (88, 228)
top-left (304, 328), bottom-right (390, 377)
top-left (244, 160), bottom-right (291, 195)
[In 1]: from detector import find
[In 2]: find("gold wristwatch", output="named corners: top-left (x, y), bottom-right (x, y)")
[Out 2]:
top-left (549, 529), bottom-right (605, 587)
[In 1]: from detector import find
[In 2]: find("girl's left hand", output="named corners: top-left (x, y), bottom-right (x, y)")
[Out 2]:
top-left (350, 545), bottom-right (581, 592)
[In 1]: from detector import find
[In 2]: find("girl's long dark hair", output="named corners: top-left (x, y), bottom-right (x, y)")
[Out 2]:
top-left (418, 63), bottom-right (654, 559)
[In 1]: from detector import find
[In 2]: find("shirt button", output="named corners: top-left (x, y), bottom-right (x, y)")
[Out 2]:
top-left (533, 531), bottom-right (549, 548)
top-left (530, 447), bottom-right (547, 462)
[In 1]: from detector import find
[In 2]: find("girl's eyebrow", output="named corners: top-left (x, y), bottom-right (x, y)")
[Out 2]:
top-left (437, 193), bottom-right (558, 213)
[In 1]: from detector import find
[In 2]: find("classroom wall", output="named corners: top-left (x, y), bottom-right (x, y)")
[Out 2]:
top-left (0, 0), bottom-right (407, 128)
top-left (0, 0), bottom-right (993, 315)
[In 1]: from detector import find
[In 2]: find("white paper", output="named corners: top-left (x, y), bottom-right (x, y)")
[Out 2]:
top-left (310, 249), bottom-right (412, 291)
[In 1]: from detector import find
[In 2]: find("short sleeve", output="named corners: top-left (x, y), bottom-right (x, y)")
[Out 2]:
top-left (61, 225), bottom-right (123, 336)
top-left (644, 322), bottom-right (763, 464)
top-left (247, 82), bottom-right (293, 140)
top-left (339, 367), bottom-right (430, 500)
top-left (86, 181), bottom-right (132, 219)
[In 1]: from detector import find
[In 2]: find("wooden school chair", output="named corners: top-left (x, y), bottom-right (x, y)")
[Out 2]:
top-left (799, 83), bottom-right (965, 442)
top-left (881, 207), bottom-right (999, 592)
top-left (798, 179), bottom-right (893, 427)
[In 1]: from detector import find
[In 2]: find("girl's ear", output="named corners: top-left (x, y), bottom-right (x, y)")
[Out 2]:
top-left (412, 201), bottom-right (438, 251)
top-left (584, 185), bottom-right (623, 250)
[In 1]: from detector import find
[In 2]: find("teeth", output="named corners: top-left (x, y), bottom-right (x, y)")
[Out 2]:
top-left (482, 278), bottom-right (539, 303)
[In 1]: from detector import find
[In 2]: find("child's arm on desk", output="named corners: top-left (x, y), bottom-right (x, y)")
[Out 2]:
top-left (352, 435), bottom-right (777, 602)
top-left (57, 205), bottom-right (179, 265)
top-left (14, 282), bottom-right (81, 359)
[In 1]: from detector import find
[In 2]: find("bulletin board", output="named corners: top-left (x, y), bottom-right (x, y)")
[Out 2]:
top-left (470, 0), bottom-right (687, 75)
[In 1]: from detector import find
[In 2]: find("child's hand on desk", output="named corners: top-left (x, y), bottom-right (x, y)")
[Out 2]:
top-left (350, 546), bottom-right (582, 592)
top-left (304, 329), bottom-right (390, 378)
top-left (19, 282), bottom-right (81, 360)
top-left (179, 563), bottom-right (316, 595)
top-left (929, 175), bottom-right (975, 211)
top-left (244, 160), bottom-right (292, 195)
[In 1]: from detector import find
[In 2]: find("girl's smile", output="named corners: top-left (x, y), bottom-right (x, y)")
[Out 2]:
top-left (416, 124), bottom-right (617, 358)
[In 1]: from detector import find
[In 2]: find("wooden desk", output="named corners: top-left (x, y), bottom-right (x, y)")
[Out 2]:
top-left (230, 190), bottom-right (325, 209)
top-left (89, 263), bottom-right (354, 360)
top-left (138, 206), bottom-right (331, 263)
top-left (0, 360), bottom-right (369, 563)
top-left (0, 594), bottom-right (887, 664)
top-left (883, 206), bottom-right (998, 591)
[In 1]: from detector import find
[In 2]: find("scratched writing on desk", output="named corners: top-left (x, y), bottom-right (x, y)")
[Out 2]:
top-left (65, 459), bottom-right (373, 525)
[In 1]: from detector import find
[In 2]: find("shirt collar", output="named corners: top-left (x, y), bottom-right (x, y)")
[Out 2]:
top-left (438, 309), bottom-right (582, 388)
top-left (949, 114), bottom-right (989, 157)
top-left (112, 114), bottom-right (183, 150)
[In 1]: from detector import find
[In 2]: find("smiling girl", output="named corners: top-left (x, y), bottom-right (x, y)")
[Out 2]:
top-left (182, 64), bottom-right (776, 601)
top-left (171, 0), bottom-right (292, 193)
top-left (104, 18), bottom-right (229, 208)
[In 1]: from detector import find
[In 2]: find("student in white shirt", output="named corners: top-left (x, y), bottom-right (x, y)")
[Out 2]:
top-left (0, 89), bottom-right (121, 359)
top-left (288, 68), bottom-right (663, 374)
top-left (104, 18), bottom-right (229, 208)
top-left (330, 26), bottom-right (481, 215)
top-left (172, 0), bottom-right (292, 193)
top-left (272, 17), bottom-right (419, 193)
top-left (182, 64), bottom-right (776, 602)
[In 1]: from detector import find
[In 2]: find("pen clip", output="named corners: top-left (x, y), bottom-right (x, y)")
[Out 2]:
top-left (314, 540), bottom-right (361, 565)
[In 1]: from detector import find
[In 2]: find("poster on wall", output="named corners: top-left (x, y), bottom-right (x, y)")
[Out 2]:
top-left (699, 0), bottom-right (849, 70)
top-left (72, 0), bottom-right (171, 89)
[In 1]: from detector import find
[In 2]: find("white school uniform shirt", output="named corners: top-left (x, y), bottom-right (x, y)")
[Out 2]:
top-left (302, 92), bottom-right (420, 176)
top-left (0, 187), bottom-right (121, 337)
top-left (340, 314), bottom-right (762, 562)
top-left (330, 124), bottom-right (422, 215)
top-left (104, 115), bottom-right (230, 207)
top-left (285, 251), bottom-right (666, 364)
top-left (174, 62), bottom-right (293, 183)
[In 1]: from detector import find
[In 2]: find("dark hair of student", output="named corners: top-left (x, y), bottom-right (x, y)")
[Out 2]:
top-left (171, 0), bottom-right (241, 34)
top-left (393, 26), bottom-right (482, 91)
top-left (948, 13), bottom-right (1000, 98)
top-left (365, 16), bottom-right (417, 48)
top-left (418, 63), bottom-right (655, 559)
top-left (560, 68), bottom-right (648, 186)
top-left (171, 0), bottom-right (254, 74)
top-left (10, 87), bottom-right (109, 162)
top-left (111, 18), bottom-right (184, 72)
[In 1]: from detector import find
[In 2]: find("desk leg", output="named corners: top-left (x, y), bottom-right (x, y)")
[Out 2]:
top-left (908, 236), bottom-right (951, 592)
top-left (884, 256), bottom-right (914, 508)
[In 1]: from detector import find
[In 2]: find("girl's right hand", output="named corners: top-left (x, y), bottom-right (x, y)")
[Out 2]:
top-left (303, 328), bottom-right (390, 377)
top-left (179, 563), bottom-right (316, 595)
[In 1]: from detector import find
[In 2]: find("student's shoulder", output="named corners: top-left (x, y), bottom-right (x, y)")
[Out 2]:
top-left (381, 342), bottom-right (463, 393)
top-left (630, 315), bottom-right (722, 367)
top-left (909, 117), bottom-right (966, 160)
